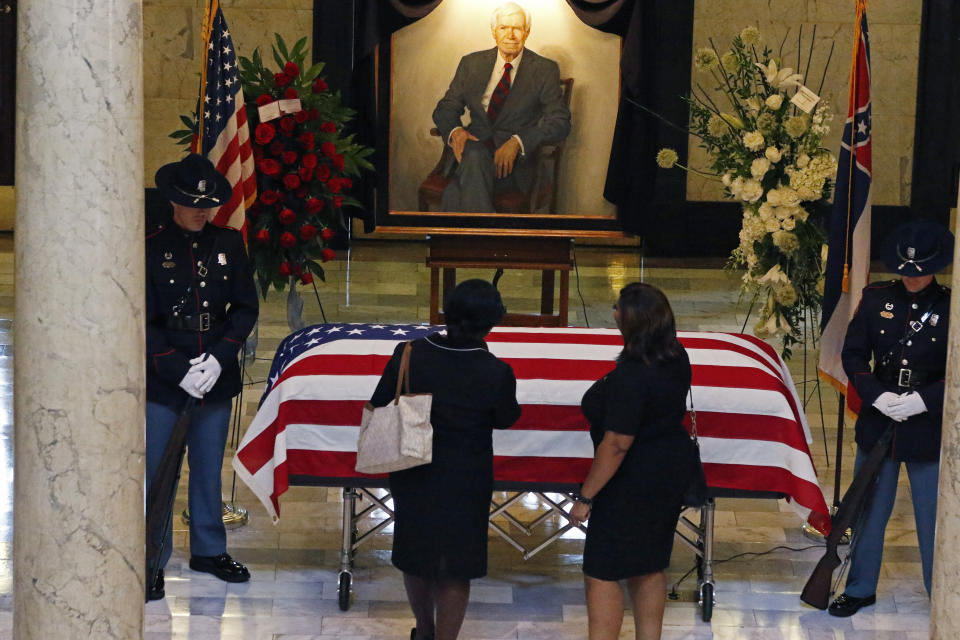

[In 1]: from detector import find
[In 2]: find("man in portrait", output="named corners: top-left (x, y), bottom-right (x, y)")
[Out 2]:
top-left (433, 1), bottom-right (572, 213)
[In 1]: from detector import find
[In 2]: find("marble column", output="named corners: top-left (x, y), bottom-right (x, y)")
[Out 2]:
top-left (13, 1), bottom-right (145, 638)
top-left (931, 182), bottom-right (960, 636)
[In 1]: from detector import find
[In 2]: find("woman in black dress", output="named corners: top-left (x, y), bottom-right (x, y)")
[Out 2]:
top-left (370, 280), bottom-right (522, 640)
top-left (568, 283), bottom-right (694, 640)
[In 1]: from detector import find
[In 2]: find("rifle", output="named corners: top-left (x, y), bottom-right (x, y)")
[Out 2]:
top-left (145, 396), bottom-right (196, 601)
top-left (800, 421), bottom-right (895, 609)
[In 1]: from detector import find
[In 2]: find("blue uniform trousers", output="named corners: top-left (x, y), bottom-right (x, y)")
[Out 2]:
top-left (844, 447), bottom-right (939, 597)
top-left (146, 399), bottom-right (232, 568)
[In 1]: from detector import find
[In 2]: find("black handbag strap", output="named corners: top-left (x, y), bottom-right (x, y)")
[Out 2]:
top-left (393, 342), bottom-right (413, 403)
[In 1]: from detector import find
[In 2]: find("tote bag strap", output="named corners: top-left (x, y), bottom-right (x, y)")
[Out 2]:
top-left (394, 342), bottom-right (413, 404)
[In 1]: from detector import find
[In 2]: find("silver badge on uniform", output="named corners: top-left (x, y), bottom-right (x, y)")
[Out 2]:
top-left (164, 252), bottom-right (173, 260)
top-left (907, 247), bottom-right (916, 259)
top-left (884, 302), bottom-right (894, 311)
top-left (218, 253), bottom-right (228, 266)
top-left (930, 314), bottom-right (939, 326)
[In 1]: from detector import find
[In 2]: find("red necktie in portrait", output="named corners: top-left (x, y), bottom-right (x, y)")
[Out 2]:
top-left (486, 62), bottom-right (512, 122)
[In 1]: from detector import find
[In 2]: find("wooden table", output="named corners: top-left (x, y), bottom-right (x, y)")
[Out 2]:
top-left (427, 235), bottom-right (572, 326)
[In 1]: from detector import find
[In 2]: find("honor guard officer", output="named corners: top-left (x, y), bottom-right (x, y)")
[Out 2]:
top-left (145, 154), bottom-right (259, 599)
top-left (829, 220), bottom-right (953, 616)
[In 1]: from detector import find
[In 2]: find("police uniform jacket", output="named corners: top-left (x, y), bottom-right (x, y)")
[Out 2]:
top-left (841, 278), bottom-right (949, 462)
top-left (146, 220), bottom-right (259, 407)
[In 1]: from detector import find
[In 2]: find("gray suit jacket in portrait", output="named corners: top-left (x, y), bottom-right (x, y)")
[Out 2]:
top-left (432, 47), bottom-right (571, 165)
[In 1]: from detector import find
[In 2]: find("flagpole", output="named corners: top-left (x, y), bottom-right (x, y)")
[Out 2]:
top-left (196, 0), bottom-right (216, 154)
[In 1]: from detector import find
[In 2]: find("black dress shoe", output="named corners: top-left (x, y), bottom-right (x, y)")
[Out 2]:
top-left (147, 569), bottom-right (165, 601)
top-left (189, 553), bottom-right (250, 583)
top-left (828, 593), bottom-right (876, 617)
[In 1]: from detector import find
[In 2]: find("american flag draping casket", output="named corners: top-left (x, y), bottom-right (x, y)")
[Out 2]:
top-left (233, 324), bottom-right (831, 534)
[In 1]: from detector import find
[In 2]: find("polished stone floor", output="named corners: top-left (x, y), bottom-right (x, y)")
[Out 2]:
top-left (0, 235), bottom-right (935, 638)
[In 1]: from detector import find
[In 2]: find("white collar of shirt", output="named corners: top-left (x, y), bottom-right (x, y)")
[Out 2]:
top-left (495, 49), bottom-right (523, 78)
top-left (482, 49), bottom-right (524, 112)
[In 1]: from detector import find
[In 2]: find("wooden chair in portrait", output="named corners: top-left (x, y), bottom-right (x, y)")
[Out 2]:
top-left (417, 78), bottom-right (574, 214)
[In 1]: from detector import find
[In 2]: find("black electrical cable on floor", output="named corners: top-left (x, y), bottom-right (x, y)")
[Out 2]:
top-left (668, 543), bottom-right (822, 597)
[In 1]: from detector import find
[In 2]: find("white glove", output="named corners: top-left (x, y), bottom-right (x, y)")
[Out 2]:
top-left (178, 370), bottom-right (205, 399)
top-left (872, 392), bottom-right (901, 419)
top-left (886, 392), bottom-right (927, 422)
top-left (188, 354), bottom-right (222, 395)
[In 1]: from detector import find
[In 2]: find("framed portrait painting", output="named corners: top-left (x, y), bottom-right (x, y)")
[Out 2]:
top-left (376, 0), bottom-right (626, 237)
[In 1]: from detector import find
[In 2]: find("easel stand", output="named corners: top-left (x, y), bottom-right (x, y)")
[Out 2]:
top-left (427, 236), bottom-right (572, 327)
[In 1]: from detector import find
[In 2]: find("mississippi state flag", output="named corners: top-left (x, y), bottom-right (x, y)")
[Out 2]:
top-left (819, 0), bottom-right (872, 408)
top-left (233, 325), bottom-right (830, 534)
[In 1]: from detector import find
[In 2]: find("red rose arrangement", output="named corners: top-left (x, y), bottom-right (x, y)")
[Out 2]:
top-left (236, 34), bottom-right (373, 297)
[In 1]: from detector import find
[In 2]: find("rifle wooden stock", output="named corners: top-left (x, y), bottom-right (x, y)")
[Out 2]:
top-left (145, 397), bottom-right (196, 601)
top-left (801, 549), bottom-right (842, 609)
top-left (800, 422), bottom-right (895, 609)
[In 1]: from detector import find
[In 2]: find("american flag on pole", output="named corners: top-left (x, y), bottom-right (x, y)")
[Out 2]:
top-left (233, 325), bottom-right (830, 534)
top-left (818, 0), bottom-right (872, 407)
top-left (196, 0), bottom-right (256, 231)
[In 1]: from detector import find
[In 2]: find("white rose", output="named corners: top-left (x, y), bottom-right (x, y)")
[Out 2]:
top-left (729, 177), bottom-right (745, 197)
top-left (779, 187), bottom-right (801, 207)
top-left (765, 218), bottom-right (781, 233)
top-left (781, 216), bottom-right (796, 231)
top-left (722, 173), bottom-right (732, 186)
top-left (743, 131), bottom-right (765, 151)
top-left (751, 157), bottom-right (771, 179)
top-left (758, 202), bottom-right (774, 220)
top-left (778, 204), bottom-right (800, 219)
top-left (797, 153), bottom-right (810, 168)
top-left (746, 97), bottom-right (763, 113)
top-left (765, 147), bottom-right (782, 163)
top-left (740, 179), bottom-right (764, 203)
top-left (766, 189), bottom-right (783, 206)
top-left (765, 94), bottom-right (784, 110)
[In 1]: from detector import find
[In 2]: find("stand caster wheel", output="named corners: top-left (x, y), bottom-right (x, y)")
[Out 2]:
top-left (338, 571), bottom-right (352, 611)
top-left (699, 582), bottom-right (714, 622)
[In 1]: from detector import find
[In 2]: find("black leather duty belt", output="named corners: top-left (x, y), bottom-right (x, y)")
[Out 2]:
top-left (165, 312), bottom-right (223, 332)
top-left (875, 367), bottom-right (943, 389)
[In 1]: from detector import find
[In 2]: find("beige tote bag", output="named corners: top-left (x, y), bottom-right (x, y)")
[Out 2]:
top-left (355, 342), bottom-right (433, 474)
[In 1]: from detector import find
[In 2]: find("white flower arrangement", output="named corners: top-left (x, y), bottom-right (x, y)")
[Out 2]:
top-left (654, 25), bottom-right (836, 357)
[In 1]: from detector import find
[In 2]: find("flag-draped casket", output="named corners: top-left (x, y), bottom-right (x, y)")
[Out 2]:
top-left (234, 325), bottom-right (830, 535)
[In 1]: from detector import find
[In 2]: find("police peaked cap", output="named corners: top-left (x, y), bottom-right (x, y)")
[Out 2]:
top-left (155, 153), bottom-right (232, 208)
top-left (881, 219), bottom-right (954, 276)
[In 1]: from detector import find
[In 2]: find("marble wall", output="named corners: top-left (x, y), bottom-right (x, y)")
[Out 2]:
top-left (685, 0), bottom-right (921, 208)
top-left (143, 0), bottom-right (313, 183)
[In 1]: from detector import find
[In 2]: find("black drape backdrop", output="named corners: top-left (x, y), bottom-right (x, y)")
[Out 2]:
top-left (910, 0), bottom-right (959, 223)
top-left (314, 0), bottom-right (695, 237)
